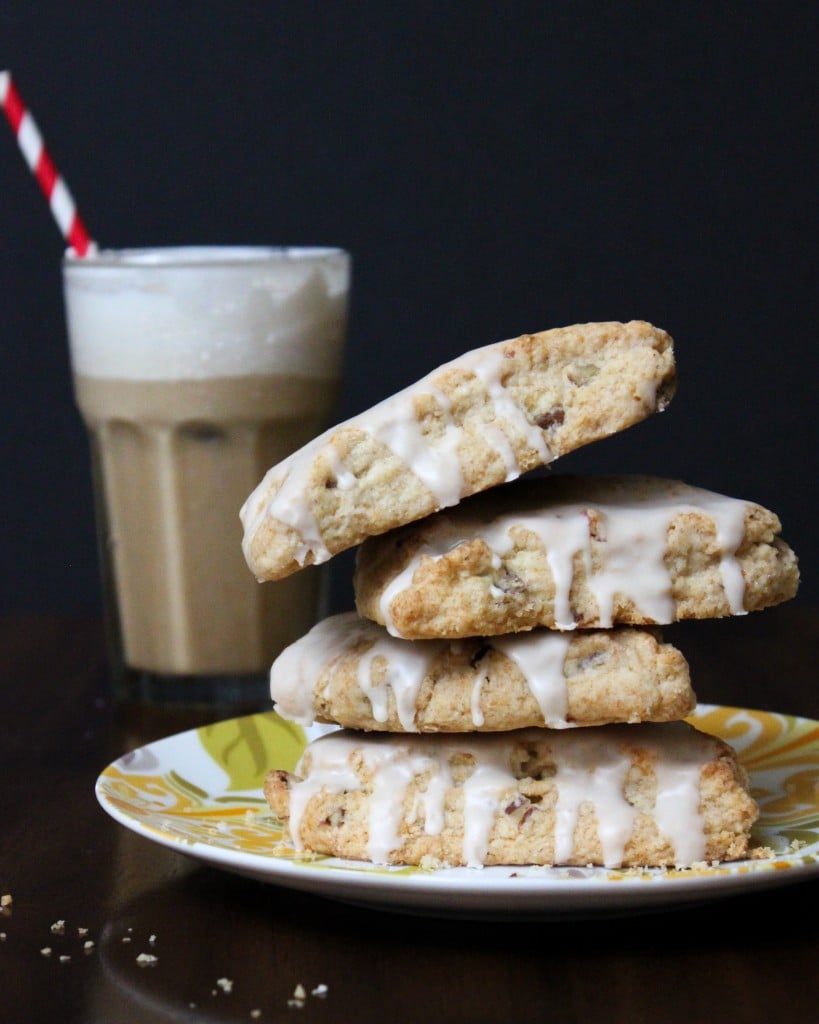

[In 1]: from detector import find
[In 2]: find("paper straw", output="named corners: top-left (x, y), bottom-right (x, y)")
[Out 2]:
top-left (1, 70), bottom-right (97, 256)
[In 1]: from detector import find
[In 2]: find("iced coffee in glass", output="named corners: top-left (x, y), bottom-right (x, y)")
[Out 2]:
top-left (62, 246), bottom-right (350, 706)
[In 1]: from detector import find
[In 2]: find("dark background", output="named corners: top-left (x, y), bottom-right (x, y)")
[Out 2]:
top-left (1, 2), bottom-right (816, 618)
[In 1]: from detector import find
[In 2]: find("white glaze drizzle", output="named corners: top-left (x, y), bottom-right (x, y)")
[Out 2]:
top-left (652, 745), bottom-right (709, 865)
top-left (492, 631), bottom-right (573, 726)
top-left (269, 613), bottom-right (575, 731)
top-left (375, 517), bottom-right (467, 630)
top-left (286, 737), bottom-right (360, 854)
top-left (370, 382), bottom-right (465, 508)
top-left (470, 671), bottom-right (486, 727)
top-left (457, 346), bottom-right (551, 464)
top-left (269, 613), bottom-right (369, 724)
top-left (355, 634), bottom-right (437, 731)
top-left (240, 337), bottom-right (556, 568)
top-left (550, 731), bottom-right (636, 864)
top-left (322, 443), bottom-right (356, 490)
top-left (479, 422), bottom-right (521, 480)
top-left (285, 724), bottom-right (716, 867)
top-left (461, 761), bottom-right (520, 867)
top-left (365, 745), bottom-right (433, 863)
top-left (377, 479), bottom-right (751, 635)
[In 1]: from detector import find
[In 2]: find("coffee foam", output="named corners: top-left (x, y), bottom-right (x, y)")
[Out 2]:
top-left (62, 247), bottom-right (350, 381)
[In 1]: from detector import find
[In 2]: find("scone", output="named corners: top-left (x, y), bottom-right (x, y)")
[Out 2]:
top-left (270, 612), bottom-right (695, 732)
top-left (241, 321), bottom-right (676, 581)
top-left (264, 722), bottom-right (758, 868)
top-left (354, 474), bottom-right (800, 639)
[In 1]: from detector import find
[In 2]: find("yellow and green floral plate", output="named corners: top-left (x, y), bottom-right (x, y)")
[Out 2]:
top-left (95, 704), bottom-right (819, 919)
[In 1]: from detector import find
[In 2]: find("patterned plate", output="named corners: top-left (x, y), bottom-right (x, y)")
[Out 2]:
top-left (95, 704), bottom-right (819, 920)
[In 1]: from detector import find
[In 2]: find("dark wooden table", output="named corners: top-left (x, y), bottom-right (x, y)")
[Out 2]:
top-left (2, 605), bottom-right (818, 1024)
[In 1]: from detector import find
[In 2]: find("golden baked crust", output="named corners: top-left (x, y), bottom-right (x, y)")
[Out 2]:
top-left (269, 613), bottom-right (695, 732)
top-left (264, 723), bottom-right (758, 868)
top-left (354, 474), bottom-right (800, 638)
top-left (241, 321), bottom-right (676, 581)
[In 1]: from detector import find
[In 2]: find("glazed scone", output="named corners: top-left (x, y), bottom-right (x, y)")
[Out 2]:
top-left (270, 612), bottom-right (696, 732)
top-left (354, 474), bottom-right (800, 639)
top-left (263, 722), bottom-right (758, 868)
top-left (241, 321), bottom-right (676, 581)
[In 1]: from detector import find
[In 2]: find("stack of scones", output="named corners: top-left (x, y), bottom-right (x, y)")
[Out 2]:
top-left (240, 321), bottom-right (799, 870)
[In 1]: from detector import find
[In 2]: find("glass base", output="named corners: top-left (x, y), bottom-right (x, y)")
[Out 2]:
top-left (114, 666), bottom-right (272, 710)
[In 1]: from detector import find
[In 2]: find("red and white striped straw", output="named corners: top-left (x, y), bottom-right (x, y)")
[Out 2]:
top-left (1, 70), bottom-right (97, 257)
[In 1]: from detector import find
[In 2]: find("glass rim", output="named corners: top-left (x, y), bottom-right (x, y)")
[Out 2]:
top-left (62, 245), bottom-right (349, 270)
